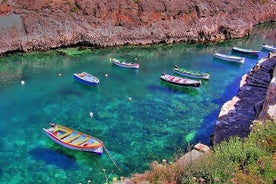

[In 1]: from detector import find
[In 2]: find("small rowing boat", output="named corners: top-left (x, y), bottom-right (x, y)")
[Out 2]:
top-left (173, 65), bottom-right (210, 80)
top-left (232, 47), bottom-right (259, 56)
top-left (111, 58), bottom-right (139, 69)
top-left (43, 123), bottom-right (104, 155)
top-left (73, 72), bottom-right (99, 86)
top-left (213, 52), bottom-right (245, 64)
top-left (160, 73), bottom-right (201, 88)
top-left (262, 44), bottom-right (276, 52)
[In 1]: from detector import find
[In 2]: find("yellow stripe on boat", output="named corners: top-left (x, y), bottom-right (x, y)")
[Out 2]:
top-left (72, 136), bottom-right (90, 146)
top-left (63, 133), bottom-right (81, 143)
top-left (56, 132), bottom-right (71, 139)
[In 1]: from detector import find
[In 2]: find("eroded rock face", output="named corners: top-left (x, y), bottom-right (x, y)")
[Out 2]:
top-left (213, 55), bottom-right (276, 144)
top-left (257, 56), bottom-right (276, 121)
top-left (0, 0), bottom-right (275, 54)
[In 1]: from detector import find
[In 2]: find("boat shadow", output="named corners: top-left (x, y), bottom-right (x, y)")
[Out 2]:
top-left (29, 146), bottom-right (79, 170)
top-left (158, 81), bottom-right (200, 95)
top-left (73, 80), bottom-right (101, 90)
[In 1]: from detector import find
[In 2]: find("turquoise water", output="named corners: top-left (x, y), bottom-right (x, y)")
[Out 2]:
top-left (0, 23), bottom-right (275, 184)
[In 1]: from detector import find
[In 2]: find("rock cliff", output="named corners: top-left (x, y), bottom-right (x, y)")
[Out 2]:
top-left (213, 53), bottom-right (276, 144)
top-left (0, 0), bottom-right (275, 54)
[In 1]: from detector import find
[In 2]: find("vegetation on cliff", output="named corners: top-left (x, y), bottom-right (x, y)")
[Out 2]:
top-left (126, 120), bottom-right (276, 184)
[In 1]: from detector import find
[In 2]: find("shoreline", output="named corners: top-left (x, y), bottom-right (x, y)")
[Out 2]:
top-left (213, 53), bottom-right (276, 144)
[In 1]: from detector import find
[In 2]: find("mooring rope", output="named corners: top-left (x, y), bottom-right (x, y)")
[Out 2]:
top-left (104, 145), bottom-right (123, 173)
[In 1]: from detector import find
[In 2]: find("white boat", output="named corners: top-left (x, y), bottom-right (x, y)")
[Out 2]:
top-left (173, 65), bottom-right (210, 80)
top-left (160, 73), bottom-right (201, 88)
top-left (111, 58), bottom-right (139, 69)
top-left (232, 47), bottom-right (259, 56)
top-left (214, 52), bottom-right (245, 64)
top-left (262, 44), bottom-right (276, 52)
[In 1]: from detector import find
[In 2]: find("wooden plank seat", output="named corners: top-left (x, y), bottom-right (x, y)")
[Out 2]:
top-left (80, 138), bottom-right (95, 146)
top-left (72, 135), bottom-right (90, 146)
top-left (56, 131), bottom-right (71, 139)
top-left (63, 132), bottom-right (81, 143)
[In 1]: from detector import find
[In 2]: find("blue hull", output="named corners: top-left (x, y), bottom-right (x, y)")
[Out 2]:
top-left (73, 75), bottom-right (98, 86)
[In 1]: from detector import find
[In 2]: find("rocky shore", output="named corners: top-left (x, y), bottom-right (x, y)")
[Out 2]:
top-left (0, 0), bottom-right (275, 55)
top-left (213, 53), bottom-right (276, 144)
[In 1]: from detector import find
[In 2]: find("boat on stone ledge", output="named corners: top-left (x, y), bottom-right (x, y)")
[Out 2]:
top-left (160, 73), bottom-right (201, 88)
top-left (43, 123), bottom-right (104, 155)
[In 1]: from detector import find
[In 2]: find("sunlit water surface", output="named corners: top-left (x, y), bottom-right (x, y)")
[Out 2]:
top-left (0, 23), bottom-right (275, 183)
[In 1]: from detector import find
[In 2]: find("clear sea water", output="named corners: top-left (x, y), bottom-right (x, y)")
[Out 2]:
top-left (0, 23), bottom-right (275, 184)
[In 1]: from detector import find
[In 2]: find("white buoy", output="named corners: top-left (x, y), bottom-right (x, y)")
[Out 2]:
top-left (21, 80), bottom-right (25, 85)
top-left (58, 73), bottom-right (62, 77)
top-left (128, 97), bottom-right (132, 101)
top-left (105, 74), bottom-right (109, 77)
top-left (89, 112), bottom-right (94, 118)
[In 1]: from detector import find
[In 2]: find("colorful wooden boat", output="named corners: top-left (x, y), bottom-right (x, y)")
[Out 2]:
top-left (232, 46), bottom-right (259, 56)
top-left (214, 52), bottom-right (245, 64)
top-left (173, 65), bottom-right (210, 80)
top-left (160, 73), bottom-right (201, 88)
top-left (262, 44), bottom-right (276, 52)
top-left (111, 58), bottom-right (139, 69)
top-left (43, 123), bottom-right (104, 155)
top-left (73, 72), bottom-right (99, 86)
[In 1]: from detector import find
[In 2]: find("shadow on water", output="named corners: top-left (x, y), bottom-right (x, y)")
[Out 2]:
top-left (194, 110), bottom-right (221, 146)
top-left (192, 74), bottom-right (244, 146)
top-left (29, 146), bottom-right (79, 170)
top-left (212, 76), bottom-right (242, 105)
top-left (159, 81), bottom-right (200, 95)
top-left (72, 80), bottom-right (103, 93)
top-left (59, 86), bottom-right (84, 96)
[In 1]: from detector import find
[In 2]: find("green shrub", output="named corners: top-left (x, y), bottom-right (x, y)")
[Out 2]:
top-left (249, 121), bottom-right (276, 153)
top-left (179, 120), bottom-right (276, 184)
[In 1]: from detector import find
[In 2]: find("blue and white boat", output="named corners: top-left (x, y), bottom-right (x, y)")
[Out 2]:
top-left (214, 52), bottom-right (245, 64)
top-left (262, 44), bottom-right (276, 52)
top-left (73, 72), bottom-right (99, 86)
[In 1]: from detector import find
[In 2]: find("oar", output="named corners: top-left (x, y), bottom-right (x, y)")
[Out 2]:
top-left (104, 145), bottom-right (123, 173)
